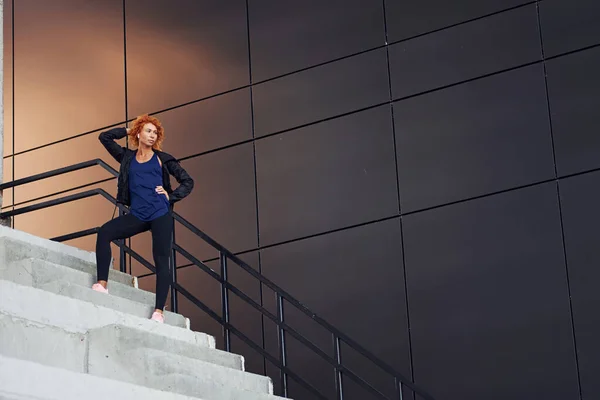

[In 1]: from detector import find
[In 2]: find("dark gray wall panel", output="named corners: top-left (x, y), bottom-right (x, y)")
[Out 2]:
top-left (395, 65), bottom-right (554, 212)
top-left (126, 0), bottom-right (248, 116)
top-left (261, 219), bottom-right (411, 400)
top-left (403, 183), bottom-right (578, 400)
top-left (389, 4), bottom-right (540, 99)
top-left (256, 105), bottom-right (398, 245)
top-left (539, 0), bottom-right (600, 57)
top-left (384, 0), bottom-right (528, 42)
top-left (157, 89), bottom-right (253, 159)
top-left (14, 0), bottom-right (124, 153)
top-left (546, 47), bottom-right (600, 177)
top-left (248, 0), bottom-right (385, 82)
top-left (252, 48), bottom-right (389, 136)
top-left (559, 171), bottom-right (600, 400)
top-left (173, 143), bottom-right (258, 265)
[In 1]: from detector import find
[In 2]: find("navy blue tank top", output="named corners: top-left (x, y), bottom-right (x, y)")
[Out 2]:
top-left (129, 152), bottom-right (170, 221)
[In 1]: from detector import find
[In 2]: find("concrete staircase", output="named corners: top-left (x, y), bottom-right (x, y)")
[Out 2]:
top-left (0, 225), bottom-right (288, 400)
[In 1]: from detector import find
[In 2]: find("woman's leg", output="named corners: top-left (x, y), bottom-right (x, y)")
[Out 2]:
top-left (96, 213), bottom-right (148, 286)
top-left (150, 212), bottom-right (174, 312)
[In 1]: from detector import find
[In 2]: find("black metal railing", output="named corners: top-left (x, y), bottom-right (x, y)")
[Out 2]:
top-left (0, 159), bottom-right (435, 400)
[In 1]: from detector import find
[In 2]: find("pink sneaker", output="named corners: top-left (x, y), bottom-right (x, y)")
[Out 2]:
top-left (91, 283), bottom-right (108, 294)
top-left (150, 311), bottom-right (164, 323)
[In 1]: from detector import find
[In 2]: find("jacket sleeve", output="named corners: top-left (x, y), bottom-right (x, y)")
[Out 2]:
top-left (166, 159), bottom-right (194, 204)
top-left (99, 127), bottom-right (128, 163)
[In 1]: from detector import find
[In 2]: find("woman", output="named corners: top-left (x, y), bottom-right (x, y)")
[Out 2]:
top-left (92, 114), bottom-right (194, 323)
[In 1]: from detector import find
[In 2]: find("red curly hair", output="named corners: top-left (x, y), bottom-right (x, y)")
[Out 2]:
top-left (128, 114), bottom-right (165, 150)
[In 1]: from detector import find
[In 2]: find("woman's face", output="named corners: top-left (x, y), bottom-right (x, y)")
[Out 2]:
top-left (139, 123), bottom-right (158, 148)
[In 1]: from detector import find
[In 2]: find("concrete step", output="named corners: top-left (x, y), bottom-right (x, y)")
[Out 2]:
top-left (159, 374), bottom-right (288, 400)
top-left (0, 312), bottom-right (241, 373)
top-left (0, 279), bottom-right (214, 349)
top-left (40, 280), bottom-right (187, 328)
top-left (0, 354), bottom-right (203, 400)
top-left (88, 324), bottom-right (244, 371)
top-left (0, 312), bottom-right (87, 373)
top-left (0, 225), bottom-right (99, 263)
top-left (0, 257), bottom-right (187, 328)
top-left (91, 346), bottom-right (271, 397)
top-left (4, 257), bottom-right (154, 305)
top-left (0, 235), bottom-right (133, 286)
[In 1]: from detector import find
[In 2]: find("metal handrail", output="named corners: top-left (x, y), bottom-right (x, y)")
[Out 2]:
top-left (0, 159), bottom-right (435, 400)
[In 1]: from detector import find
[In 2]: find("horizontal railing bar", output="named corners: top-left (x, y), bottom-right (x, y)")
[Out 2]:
top-left (51, 227), bottom-right (99, 242)
top-left (0, 188), bottom-right (128, 219)
top-left (336, 364), bottom-right (392, 400)
top-left (0, 190), bottom-right (100, 218)
top-left (2, 177), bottom-right (116, 211)
top-left (0, 159), bottom-right (117, 191)
top-left (172, 244), bottom-right (221, 281)
top-left (172, 212), bottom-right (229, 253)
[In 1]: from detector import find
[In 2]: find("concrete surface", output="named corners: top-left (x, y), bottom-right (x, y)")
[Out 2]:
top-left (0, 312), bottom-right (87, 373)
top-left (0, 257), bottom-right (186, 328)
top-left (158, 374), bottom-right (287, 400)
top-left (0, 225), bottom-right (98, 265)
top-left (89, 346), bottom-right (271, 397)
top-left (88, 324), bottom-right (244, 370)
top-left (0, 354), bottom-right (204, 400)
top-left (40, 280), bottom-right (187, 328)
top-left (2, 257), bottom-right (153, 304)
top-left (0, 279), bottom-right (213, 348)
top-left (0, 236), bottom-right (132, 286)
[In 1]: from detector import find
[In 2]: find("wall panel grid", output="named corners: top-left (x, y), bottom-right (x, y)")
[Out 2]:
top-left (6, 0), bottom-right (600, 399)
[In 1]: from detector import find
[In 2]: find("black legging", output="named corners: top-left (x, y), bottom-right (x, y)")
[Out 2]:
top-left (95, 211), bottom-right (173, 310)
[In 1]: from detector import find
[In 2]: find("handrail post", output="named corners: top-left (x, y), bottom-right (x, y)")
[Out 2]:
top-left (170, 218), bottom-right (178, 313)
top-left (220, 251), bottom-right (231, 352)
top-left (277, 294), bottom-right (289, 397)
top-left (395, 377), bottom-right (403, 400)
top-left (333, 334), bottom-right (343, 399)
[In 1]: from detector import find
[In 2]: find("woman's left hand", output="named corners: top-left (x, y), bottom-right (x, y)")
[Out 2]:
top-left (156, 186), bottom-right (169, 200)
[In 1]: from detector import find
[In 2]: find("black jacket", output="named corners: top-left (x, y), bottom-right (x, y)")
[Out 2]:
top-left (99, 127), bottom-right (194, 208)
